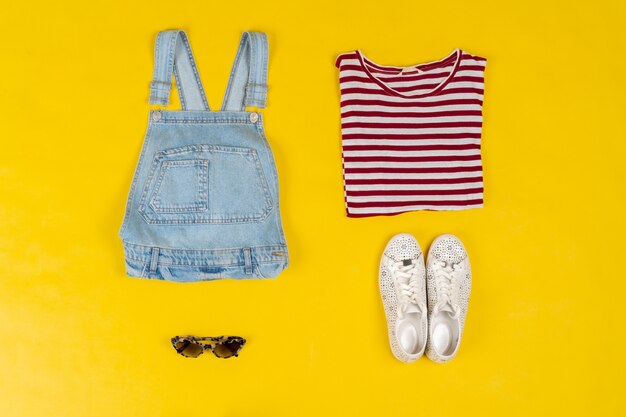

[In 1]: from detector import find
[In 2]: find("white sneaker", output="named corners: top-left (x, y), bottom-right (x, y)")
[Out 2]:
top-left (379, 233), bottom-right (427, 363)
top-left (425, 234), bottom-right (472, 363)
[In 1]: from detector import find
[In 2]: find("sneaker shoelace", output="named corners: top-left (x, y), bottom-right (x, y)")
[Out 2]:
top-left (390, 261), bottom-right (426, 318)
top-left (432, 261), bottom-right (464, 319)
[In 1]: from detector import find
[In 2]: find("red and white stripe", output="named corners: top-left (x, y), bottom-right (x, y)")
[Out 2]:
top-left (336, 49), bottom-right (487, 217)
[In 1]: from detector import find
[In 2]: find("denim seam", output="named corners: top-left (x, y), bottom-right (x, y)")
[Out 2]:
top-left (149, 33), bottom-right (163, 105)
top-left (255, 120), bottom-right (288, 248)
top-left (147, 260), bottom-right (285, 267)
top-left (138, 214), bottom-right (267, 225)
top-left (173, 62), bottom-right (187, 110)
top-left (125, 256), bottom-right (286, 268)
top-left (156, 119), bottom-right (257, 125)
top-left (249, 146), bottom-right (274, 214)
top-left (164, 33), bottom-right (176, 105)
top-left (137, 152), bottom-right (163, 217)
top-left (123, 241), bottom-right (286, 252)
top-left (219, 33), bottom-right (241, 111)
top-left (119, 116), bottom-right (154, 239)
top-left (181, 31), bottom-right (210, 110)
top-left (156, 145), bottom-right (257, 157)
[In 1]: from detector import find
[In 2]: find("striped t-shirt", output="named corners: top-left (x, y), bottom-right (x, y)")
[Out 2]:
top-left (335, 49), bottom-right (487, 217)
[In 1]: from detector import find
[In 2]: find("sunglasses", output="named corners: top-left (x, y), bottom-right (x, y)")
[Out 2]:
top-left (171, 335), bottom-right (246, 359)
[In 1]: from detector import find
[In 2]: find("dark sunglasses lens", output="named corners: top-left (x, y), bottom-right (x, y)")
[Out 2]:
top-left (212, 343), bottom-right (235, 358)
top-left (212, 339), bottom-right (244, 358)
top-left (175, 341), bottom-right (204, 358)
top-left (225, 340), bottom-right (244, 353)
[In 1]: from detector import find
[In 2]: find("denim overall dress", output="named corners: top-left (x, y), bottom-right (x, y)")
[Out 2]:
top-left (119, 30), bottom-right (288, 282)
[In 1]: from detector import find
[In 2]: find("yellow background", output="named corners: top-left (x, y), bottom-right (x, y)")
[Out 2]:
top-left (1, 0), bottom-right (625, 415)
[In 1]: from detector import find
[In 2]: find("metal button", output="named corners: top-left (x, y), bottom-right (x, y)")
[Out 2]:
top-left (152, 110), bottom-right (162, 122)
top-left (249, 112), bottom-right (259, 123)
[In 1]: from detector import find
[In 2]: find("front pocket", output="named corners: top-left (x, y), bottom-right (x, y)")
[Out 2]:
top-left (138, 145), bottom-right (273, 224)
top-left (149, 159), bottom-right (209, 213)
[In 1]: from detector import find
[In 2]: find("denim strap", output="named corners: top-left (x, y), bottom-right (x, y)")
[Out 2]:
top-left (221, 32), bottom-right (269, 111)
top-left (149, 30), bottom-right (210, 111)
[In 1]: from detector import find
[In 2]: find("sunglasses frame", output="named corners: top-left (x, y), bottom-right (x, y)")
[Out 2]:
top-left (171, 335), bottom-right (246, 359)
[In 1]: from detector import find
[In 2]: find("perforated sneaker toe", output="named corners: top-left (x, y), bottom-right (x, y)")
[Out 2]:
top-left (425, 234), bottom-right (472, 363)
top-left (379, 233), bottom-right (427, 363)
